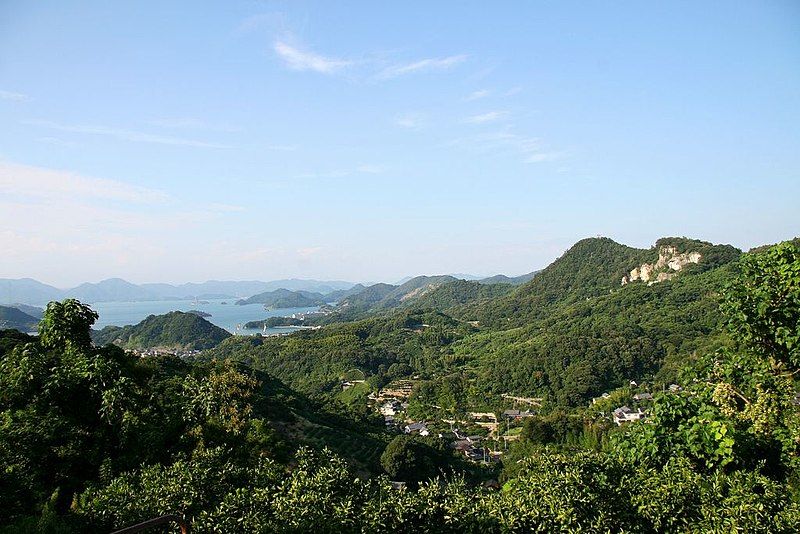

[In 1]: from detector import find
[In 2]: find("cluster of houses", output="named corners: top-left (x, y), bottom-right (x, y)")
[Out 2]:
top-left (594, 381), bottom-right (686, 426)
top-left (452, 432), bottom-right (487, 461)
top-left (502, 409), bottom-right (536, 420)
top-left (132, 348), bottom-right (201, 359)
top-left (378, 399), bottom-right (410, 429)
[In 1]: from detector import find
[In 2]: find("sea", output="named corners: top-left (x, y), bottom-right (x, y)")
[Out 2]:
top-left (90, 299), bottom-right (319, 335)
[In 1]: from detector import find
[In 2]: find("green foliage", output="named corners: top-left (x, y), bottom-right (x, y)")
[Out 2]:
top-left (5, 238), bottom-right (800, 532)
top-left (380, 435), bottom-right (418, 480)
top-left (722, 241), bottom-right (800, 367)
top-left (236, 288), bottom-right (327, 308)
top-left (245, 316), bottom-right (304, 329)
top-left (92, 311), bottom-right (231, 350)
top-left (39, 299), bottom-right (98, 350)
top-left (613, 240), bottom-right (800, 478)
top-left (204, 309), bottom-right (473, 394)
top-left (410, 279), bottom-right (513, 312)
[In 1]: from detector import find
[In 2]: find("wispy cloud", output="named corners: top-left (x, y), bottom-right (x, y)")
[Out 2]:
top-left (145, 117), bottom-right (240, 132)
top-left (300, 164), bottom-right (385, 179)
top-left (264, 144), bottom-right (298, 151)
top-left (464, 89), bottom-right (490, 101)
top-left (448, 130), bottom-right (563, 164)
top-left (0, 160), bottom-right (168, 204)
top-left (209, 203), bottom-right (246, 213)
top-left (0, 90), bottom-right (31, 102)
top-left (377, 54), bottom-right (467, 79)
top-left (395, 112), bottom-right (426, 129)
top-left (24, 119), bottom-right (230, 148)
top-left (464, 111), bottom-right (509, 124)
top-left (356, 164), bottom-right (385, 174)
top-left (274, 40), bottom-right (352, 74)
top-left (525, 151), bottom-right (563, 163)
top-left (38, 137), bottom-right (79, 147)
top-left (504, 86), bottom-right (522, 96)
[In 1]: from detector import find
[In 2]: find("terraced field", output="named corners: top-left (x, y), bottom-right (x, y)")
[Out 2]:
top-left (302, 422), bottom-right (386, 469)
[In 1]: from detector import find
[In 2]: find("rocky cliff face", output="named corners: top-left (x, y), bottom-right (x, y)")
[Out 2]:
top-left (621, 245), bottom-right (702, 286)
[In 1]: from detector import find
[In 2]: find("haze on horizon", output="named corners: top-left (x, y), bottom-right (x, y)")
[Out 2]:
top-left (1, 1), bottom-right (798, 288)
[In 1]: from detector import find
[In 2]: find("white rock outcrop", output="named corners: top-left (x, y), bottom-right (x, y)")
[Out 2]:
top-left (621, 245), bottom-right (702, 286)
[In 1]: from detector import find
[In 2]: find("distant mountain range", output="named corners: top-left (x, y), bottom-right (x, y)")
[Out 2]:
top-left (0, 278), bottom-right (357, 305)
top-left (1, 272), bottom-right (535, 306)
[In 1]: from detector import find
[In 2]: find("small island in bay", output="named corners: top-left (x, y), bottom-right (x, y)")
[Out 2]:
top-left (243, 316), bottom-right (304, 329)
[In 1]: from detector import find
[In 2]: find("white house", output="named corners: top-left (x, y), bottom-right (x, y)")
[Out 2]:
top-left (612, 406), bottom-right (645, 425)
top-left (404, 422), bottom-right (430, 437)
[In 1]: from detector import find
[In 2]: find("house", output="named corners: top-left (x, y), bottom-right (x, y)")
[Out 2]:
top-left (668, 384), bottom-right (683, 393)
top-left (453, 440), bottom-right (484, 461)
top-left (629, 380), bottom-right (638, 388)
top-left (592, 392), bottom-right (612, 405)
top-left (613, 406), bottom-right (645, 425)
top-left (502, 409), bottom-right (536, 420)
top-left (380, 400), bottom-right (403, 417)
top-left (404, 422), bottom-right (429, 437)
top-left (633, 392), bottom-right (653, 402)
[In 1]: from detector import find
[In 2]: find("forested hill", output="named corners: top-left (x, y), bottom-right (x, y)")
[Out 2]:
top-left (478, 271), bottom-right (538, 285)
top-left (0, 305), bottom-right (39, 332)
top-left (457, 236), bottom-right (741, 328)
top-left (207, 236), bottom-right (748, 407)
top-left (410, 279), bottom-right (514, 311)
top-left (333, 275), bottom-right (464, 318)
top-left (236, 288), bottom-right (327, 308)
top-left (92, 311), bottom-right (231, 350)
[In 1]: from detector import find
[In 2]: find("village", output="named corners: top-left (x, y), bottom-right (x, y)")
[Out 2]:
top-left (349, 375), bottom-right (694, 464)
top-left (344, 377), bottom-right (543, 465)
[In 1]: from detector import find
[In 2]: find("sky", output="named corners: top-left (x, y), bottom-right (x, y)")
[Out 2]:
top-left (1, 1), bottom-right (799, 287)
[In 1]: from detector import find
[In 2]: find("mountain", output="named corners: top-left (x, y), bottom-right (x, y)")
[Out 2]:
top-left (409, 279), bottom-right (515, 311)
top-left (65, 278), bottom-right (157, 303)
top-left (321, 284), bottom-right (366, 303)
top-left (8, 303), bottom-right (44, 320)
top-left (0, 278), bottom-right (359, 305)
top-left (478, 271), bottom-right (539, 285)
top-left (0, 305), bottom-right (39, 332)
top-left (336, 283), bottom-right (398, 311)
top-left (140, 279), bottom-right (355, 299)
top-left (459, 237), bottom-right (740, 329)
top-left (338, 276), bottom-right (460, 313)
top-left (212, 236), bottom-right (746, 407)
top-left (0, 278), bottom-right (62, 305)
top-left (235, 289), bottom-right (328, 309)
top-left (92, 311), bottom-right (231, 350)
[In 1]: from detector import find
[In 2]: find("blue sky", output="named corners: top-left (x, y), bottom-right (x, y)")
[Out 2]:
top-left (1, 1), bottom-right (798, 287)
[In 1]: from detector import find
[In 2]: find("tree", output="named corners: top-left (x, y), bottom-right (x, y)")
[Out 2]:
top-left (380, 435), bottom-right (418, 481)
top-left (38, 299), bottom-right (98, 350)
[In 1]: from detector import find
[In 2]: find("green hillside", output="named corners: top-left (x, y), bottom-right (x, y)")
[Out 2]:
top-left (236, 288), bottom-right (327, 309)
top-left (410, 279), bottom-right (514, 311)
top-left (206, 237), bottom-right (744, 407)
top-left (92, 311), bottom-right (232, 350)
top-left (0, 305), bottom-right (39, 332)
top-left (457, 236), bottom-right (739, 328)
